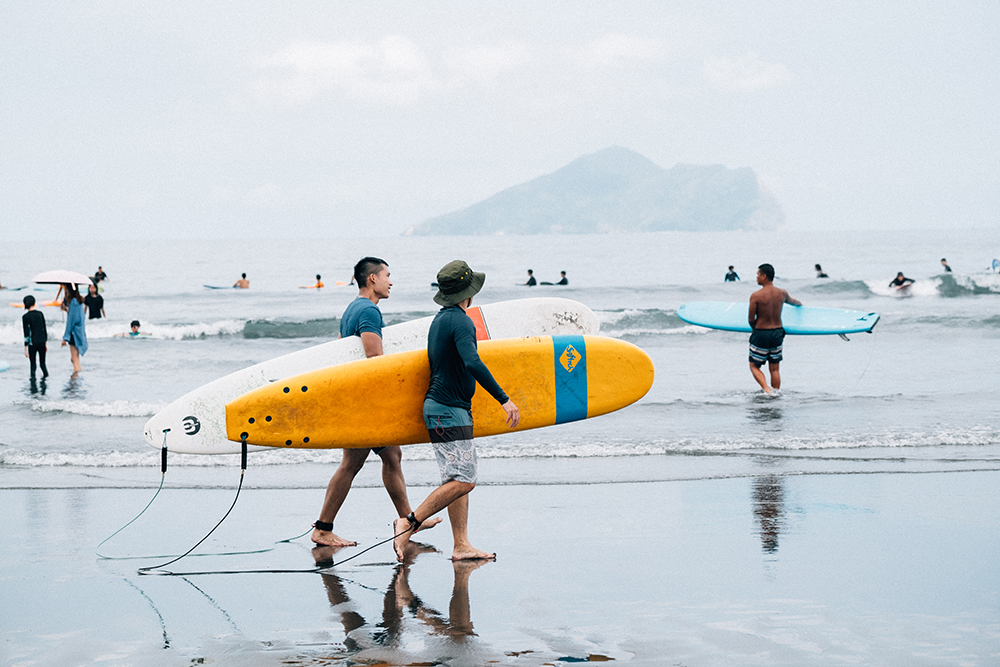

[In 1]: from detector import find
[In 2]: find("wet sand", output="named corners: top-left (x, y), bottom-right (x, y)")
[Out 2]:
top-left (2, 465), bottom-right (999, 666)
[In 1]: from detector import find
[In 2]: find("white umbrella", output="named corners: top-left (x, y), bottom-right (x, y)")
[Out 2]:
top-left (33, 270), bottom-right (94, 285)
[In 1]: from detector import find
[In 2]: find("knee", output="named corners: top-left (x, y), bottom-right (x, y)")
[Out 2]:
top-left (338, 457), bottom-right (366, 476)
top-left (455, 481), bottom-right (476, 495)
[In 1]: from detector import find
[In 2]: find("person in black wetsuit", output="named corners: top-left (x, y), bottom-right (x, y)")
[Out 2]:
top-left (392, 260), bottom-right (520, 563)
top-left (556, 271), bottom-right (568, 285)
top-left (84, 283), bottom-right (105, 319)
top-left (725, 266), bottom-right (739, 282)
top-left (814, 264), bottom-right (829, 278)
top-left (22, 295), bottom-right (48, 378)
top-left (524, 269), bottom-right (536, 286)
top-left (940, 258), bottom-right (952, 273)
top-left (889, 272), bottom-right (915, 288)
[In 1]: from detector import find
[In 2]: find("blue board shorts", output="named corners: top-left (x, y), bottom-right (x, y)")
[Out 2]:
top-left (749, 327), bottom-right (785, 366)
top-left (423, 398), bottom-right (477, 484)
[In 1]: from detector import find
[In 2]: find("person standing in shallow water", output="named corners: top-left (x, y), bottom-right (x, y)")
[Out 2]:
top-left (22, 295), bottom-right (48, 378)
top-left (60, 283), bottom-right (88, 373)
top-left (748, 264), bottom-right (801, 394)
top-left (393, 260), bottom-right (520, 562)
top-left (233, 273), bottom-right (249, 288)
top-left (724, 266), bottom-right (739, 282)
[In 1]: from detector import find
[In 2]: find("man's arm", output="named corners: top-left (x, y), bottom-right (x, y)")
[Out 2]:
top-left (783, 290), bottom-right (802, 306)
top-left (359, 331), bottom-right (383, 358)
top-left (748, 294), bottom-right (759, 329)
top-left (453, 324), bottom-right (519, 427)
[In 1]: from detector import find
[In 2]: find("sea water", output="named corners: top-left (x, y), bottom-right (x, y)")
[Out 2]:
top-left (0, 228), bottom-right (998, 488)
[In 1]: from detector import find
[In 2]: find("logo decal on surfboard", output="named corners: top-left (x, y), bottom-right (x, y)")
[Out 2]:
top-left (182, 416), bottom-right (201, 435)
top-left (559, 345), bottom-right (581, 373)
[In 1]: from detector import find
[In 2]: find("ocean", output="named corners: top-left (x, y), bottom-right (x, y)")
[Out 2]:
top-left (1, 227), bottom-right (998, 488)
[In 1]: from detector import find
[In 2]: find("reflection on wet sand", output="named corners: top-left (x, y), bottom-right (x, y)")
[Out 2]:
top-left (312, 540), bottom-right (488, 661)
top-left (752, 474), bottom-right (786, 554)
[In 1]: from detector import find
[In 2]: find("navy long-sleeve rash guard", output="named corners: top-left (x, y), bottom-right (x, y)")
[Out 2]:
top-left (425, 305), bottom-right (509, 411)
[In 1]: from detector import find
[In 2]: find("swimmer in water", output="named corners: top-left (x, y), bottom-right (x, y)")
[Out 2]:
top-left (889, 272), bottom-right (914, 288)
top-left (300, 274), bottom-right (324, 289)
top-left (724, 266), bottom-right (739, 282)
top-left (233, 273), bottom-right (249, 289)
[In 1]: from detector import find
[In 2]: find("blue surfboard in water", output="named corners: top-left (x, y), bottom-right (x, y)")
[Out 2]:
top-left (677, 301), bottom-right (880, 335)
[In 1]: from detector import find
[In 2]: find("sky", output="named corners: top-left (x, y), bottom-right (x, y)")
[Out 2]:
top-left (2, 1), bottom-right (998, 240)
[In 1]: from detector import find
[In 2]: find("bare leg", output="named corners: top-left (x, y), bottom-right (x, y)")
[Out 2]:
top-left (69, 345), bottom-right (81, 372)
top-left (393, 480), bottom-right (475, 561)
top-left (446, 493), bottom-right (494, 561)
top-left (379, 446), bottom-right (441, 532)
top-left (769, 360), bottom-right (781, 390)
top-left (750, 362), bottom-right (771, 393)
top-left (312, 448), bottom-right (369, 546)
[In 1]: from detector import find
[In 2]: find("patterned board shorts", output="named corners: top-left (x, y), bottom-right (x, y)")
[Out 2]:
top-left (749, 327), bottom-right (785, 367)
top-left (423, 398), bottom-right (477, 484)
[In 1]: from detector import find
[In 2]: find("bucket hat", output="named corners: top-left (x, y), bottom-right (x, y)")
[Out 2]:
top-left (433, 260), bottom-right (486, 306)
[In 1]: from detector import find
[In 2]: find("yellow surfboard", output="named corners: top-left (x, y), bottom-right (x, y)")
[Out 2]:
top-left (225, 335), bottom-right (654, 449)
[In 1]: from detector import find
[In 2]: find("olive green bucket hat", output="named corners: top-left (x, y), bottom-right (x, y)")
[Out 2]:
top-left (433, 260), bottom-right (486, 306)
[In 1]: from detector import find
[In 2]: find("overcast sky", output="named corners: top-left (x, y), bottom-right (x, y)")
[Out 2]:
top-left (2, 1), bottom-right (997, 240)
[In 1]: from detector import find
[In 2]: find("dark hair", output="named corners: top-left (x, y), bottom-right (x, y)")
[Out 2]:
top-left (527, 269), bottom-right (533, 274)
top-left (23, 295), bottom-right (35, 308)
top-left (241, 273), bottom-right (246, 279)
top-left (63, 283), bottom-right (84, 304)
top-left (941, 258), bottom-right (947, 262)
top-left (316, 274), bottom-right (321, 280)
top-left (130, 320), bottom-right (140, 328)
top-left (728, 265), bottom-right (734, 270)
top-left (815, 264), bottom-right (822, 270)
top-left (758, 263), bottom-right (775, 281)
top-left (354, 257), bottom-right (387, 287)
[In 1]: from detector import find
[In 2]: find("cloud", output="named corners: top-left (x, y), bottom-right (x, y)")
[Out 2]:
top-left (255, 36), bottom-right (438, 105)
top-left (566, 33), bottom-right (667, 69)
top-left (441, 43), bottom-right (533, 83)
top-left (703, 51), bottom-right (792, 91)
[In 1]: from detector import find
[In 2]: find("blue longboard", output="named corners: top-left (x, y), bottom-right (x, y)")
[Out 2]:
top-left (677, 301), bottom-right (880, 335)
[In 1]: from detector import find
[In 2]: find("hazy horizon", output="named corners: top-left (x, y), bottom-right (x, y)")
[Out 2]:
top-left (2, 2), bottom-right (998, 242)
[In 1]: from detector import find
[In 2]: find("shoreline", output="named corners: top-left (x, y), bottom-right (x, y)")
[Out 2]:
top-left (2, 469), bottom-right (999, 665)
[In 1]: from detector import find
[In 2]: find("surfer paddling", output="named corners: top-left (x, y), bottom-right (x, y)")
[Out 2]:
top-left (312, 257), bottom-right (441, 547)
top-left (748, 263), bottom-right (801, 394)
top-left (393, 260), bottom-right (520, 562)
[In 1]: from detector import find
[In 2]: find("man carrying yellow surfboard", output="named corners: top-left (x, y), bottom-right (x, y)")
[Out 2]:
top-left (312, 257), bottom-right (441, 547)
top-left (393, 260), bottom-right (520, 562)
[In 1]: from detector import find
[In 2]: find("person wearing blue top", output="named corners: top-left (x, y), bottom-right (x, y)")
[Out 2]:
top-left (311, 257), bottom-right (441, 548)
top-left (60, 283), bottom-right (87, 372)
top-left (393, 260), bottom-right (520, 563)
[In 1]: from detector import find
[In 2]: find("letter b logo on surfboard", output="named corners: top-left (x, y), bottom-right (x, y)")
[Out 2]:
top-left (553, 336), bottom-right (587, 424)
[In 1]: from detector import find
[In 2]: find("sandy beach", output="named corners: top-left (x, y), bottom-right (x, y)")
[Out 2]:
top-left (2, 458), bottom-right (999, 666)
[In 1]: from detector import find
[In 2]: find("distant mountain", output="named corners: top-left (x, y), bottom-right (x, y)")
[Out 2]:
top-left (406, 146), bottom-right (785, 235)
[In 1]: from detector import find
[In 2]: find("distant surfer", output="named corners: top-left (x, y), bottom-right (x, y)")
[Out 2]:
top-left (393, 260), bottom-right (520, 562)
top-left (814, 264), bottom-right (828, 278)
top-left (22, 295), bottom-right (48, 379)
top-left (748, 264), bottom-right (801, 394)
top-left (940, 258), bottom-right (952, 273)
top-left (300, 274), bottom-right (324, 289)
top-left (312, 257), bottom-right (441, 548)
top-left (557, 271), bottom-right (568, 285)
top-left (93, 266), bottom-right (108, 284)
top-left (889, 272), bottom-right (914, 289)
top-left (724, 266), bottom-right (739, 282)
top-left (233, 273), bottom-right (249, 289)
top-left (84, 283), bottom-right (105, 319)
top-left (524, 269), bottom-right (536, 286)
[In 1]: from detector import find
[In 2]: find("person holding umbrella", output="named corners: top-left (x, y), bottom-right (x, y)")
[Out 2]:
top-left (60, 283), bottom-right (87, 372)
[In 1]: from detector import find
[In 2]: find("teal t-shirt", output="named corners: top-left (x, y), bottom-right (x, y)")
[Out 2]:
top-left (340, 297), bottom-right (384, 339)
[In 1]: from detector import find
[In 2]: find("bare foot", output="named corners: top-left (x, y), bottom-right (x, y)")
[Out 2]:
top-left (450, 546), bottom-right (495, 561)
top-left (413, 516), bottom-right (443, 534)
top-left (311, 544), bottom-right (348, 567)
top-left (311, 528), bottom-right (357, 547)
top-left (393, 517), bottom-right (413, 562)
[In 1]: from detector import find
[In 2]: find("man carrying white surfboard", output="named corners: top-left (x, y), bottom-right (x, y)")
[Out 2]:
top-left (394, 260), bottom-right (520, 562)
top-left (312, 257), bottom-right (441, 547)
top-left (748, 263), bottom-right (801, 394)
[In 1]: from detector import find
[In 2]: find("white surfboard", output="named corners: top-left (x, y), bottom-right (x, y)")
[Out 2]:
top-left (144, 297), bottom-right (600, 454)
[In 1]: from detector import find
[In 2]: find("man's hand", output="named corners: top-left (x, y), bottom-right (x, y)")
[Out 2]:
top-left (501, 400), bottom-right (520, 429)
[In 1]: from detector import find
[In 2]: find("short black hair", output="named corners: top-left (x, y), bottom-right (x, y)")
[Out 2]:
top-left (23, 295), bottom-right (35, 308)
top-left (316, 274), bottom-right (321, 280)
top-left (241, 273), bottom-right (246, 279)
top-left (354, 257), bottom-right (387, 286)
top-left (131, 320), bottom-right (140, 328)
top-left (758, 263), bottom-right (775, 281)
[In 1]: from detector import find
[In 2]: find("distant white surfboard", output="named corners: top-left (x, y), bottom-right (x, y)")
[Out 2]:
top-left (677, 301), bottom-right (880, 335)
top-left (144, 297), bottom-right (600, 455)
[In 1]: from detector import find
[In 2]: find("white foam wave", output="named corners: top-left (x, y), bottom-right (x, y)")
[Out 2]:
top-left (0, 319), bottom-right (246, 345)
top-left (18, 400), bottom-right (165, 417)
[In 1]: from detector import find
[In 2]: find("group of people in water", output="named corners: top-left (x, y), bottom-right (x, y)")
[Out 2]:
top-left (522, 269), bottom-right (568, 286)
top-left (725, 258), bottom-right (958, 287)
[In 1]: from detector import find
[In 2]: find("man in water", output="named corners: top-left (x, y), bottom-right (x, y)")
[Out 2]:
top-left (312, 257), bottom-right (440, 547)
top-left (940, 258), bottom-right (952, 273)
top-left (233, 273), bottom-right (249, 288)
top-left (93, 266), bottom-right (108, 283)
top-left (815, 264), bottom-right (829, 278)
top-left (524, 269), bottom-right (536, 286)
top-left (748, 263), bottom-right (801, 394)
top-left (557, 271), bottom-right (568, 285)
top-left (22, 295), bottom-right (48, 379)
top-left (393, 260), bottom-right (520, 562)
top-left (889, 272), bottom-right (914, 288)
top-left (725, 266), bottom-right (739, 282)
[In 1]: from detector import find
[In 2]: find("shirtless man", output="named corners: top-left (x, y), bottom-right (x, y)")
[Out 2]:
top-left (748, 263), bottom-right (801, 394)
top-left (233, 273), bottom-right (249, 289)
top-left (311, 257), bottom-right (440, 547)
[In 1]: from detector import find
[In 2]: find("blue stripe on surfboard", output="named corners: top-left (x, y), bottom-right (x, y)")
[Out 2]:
top-left (553, 335), bottom-right (587, 424)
